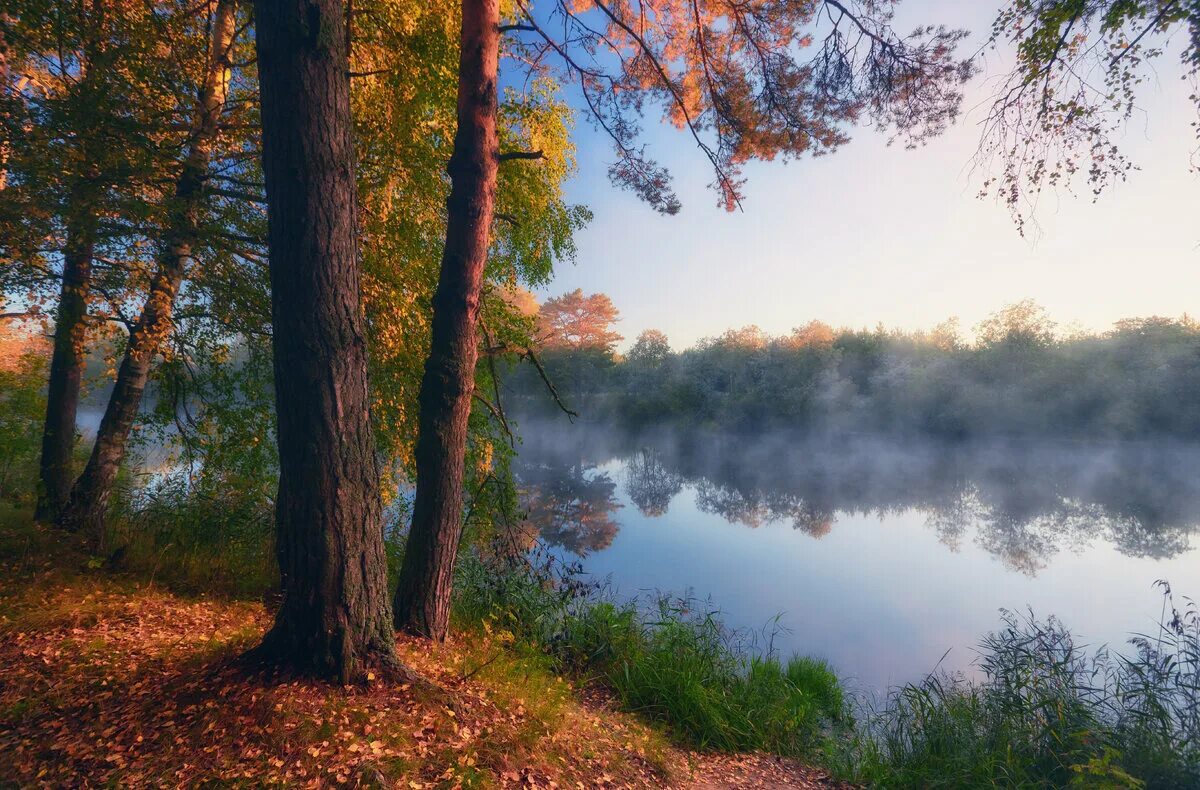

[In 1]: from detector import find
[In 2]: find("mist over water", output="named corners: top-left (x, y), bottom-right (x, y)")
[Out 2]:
top-left (512, 419), bottom-right (1200, 692)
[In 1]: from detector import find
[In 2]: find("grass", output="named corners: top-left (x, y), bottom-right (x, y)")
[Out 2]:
top-left (456, 544), bottom-right (1200, 788)
top-left (827, 602), bottom-right (1200, 788)
top-left (7, 489), bottom-right (1198, 787)
top-left (453, 546), bottom-right (846, 759)
top-left (105, 472), bottom-right (277, 597)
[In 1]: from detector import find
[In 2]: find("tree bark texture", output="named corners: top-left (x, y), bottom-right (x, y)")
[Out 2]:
top-left (393, 0), bottom-right (500, 640)
top-left (58, 0), bottom-right (237, 544)
top-left (35, 221), bottom-right (94, 522)
top-left (0, 12), bottom-right (12, 191)
top-left (251, 0), bottom-right (398, 681)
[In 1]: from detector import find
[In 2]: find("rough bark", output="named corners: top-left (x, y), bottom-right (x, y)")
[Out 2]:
top-left (57, 0), bottom-right (237, 544)
top-left (249, 0), bottom-right (399, 682)
top-left (393, 0), bottom-right (500, 640)
top-left (0, 12), bottom-right (11, 191)
top-left (34, 221), bottom-right (94, 522)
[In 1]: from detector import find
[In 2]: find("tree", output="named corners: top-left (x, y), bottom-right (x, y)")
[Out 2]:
top-left (57, 0), bottom-right (242, 543)
top-left (396, 0), bottom-right (972, 640)
top-left (976, 299), bottom-right (1058, 350)
top-left (784, 321), bottom-right (836, 350)
top-left (537, 289), bottom-right (623, 352)
top-left (391, 0), bottom-right (506, 639)
top-left (0, 2), bottom-right (161, 523)
top-left (350, 4), bottom-right (585, 506)
top-left (36, 206), bottom-right (93, 522)
top-left (979, 1), bottom-right (1200, 231)
top-left (2, 0), bottom-right (264, 533)
top-left (249, 0), bottom-right (400, 681)
top-left (628, 329), bottom-right (671, 366)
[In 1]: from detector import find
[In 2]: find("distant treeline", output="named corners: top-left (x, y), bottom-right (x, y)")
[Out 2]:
top-left (505, 302), bottom-right (1200, 439)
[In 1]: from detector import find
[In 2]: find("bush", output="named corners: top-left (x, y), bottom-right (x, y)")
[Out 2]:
top-left (0, 339), bottom-right (47, 504)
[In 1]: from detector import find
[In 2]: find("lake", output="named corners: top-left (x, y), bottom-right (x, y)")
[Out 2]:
top-left (512, 422), bottom-right (1200, 693)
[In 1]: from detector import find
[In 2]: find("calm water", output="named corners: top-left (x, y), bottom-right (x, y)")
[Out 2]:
top-left (513, 423), bottom-right (1200, 692)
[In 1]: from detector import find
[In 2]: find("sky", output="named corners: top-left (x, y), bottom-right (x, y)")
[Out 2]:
top-left (530, 1), bottom-right (1199, 351)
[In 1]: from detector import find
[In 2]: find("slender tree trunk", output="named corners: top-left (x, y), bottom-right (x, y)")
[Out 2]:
top-left (34, 221), bottom-right (94, 522)
top-left (57, 0), bottom-right (237, 544)
top-left (0, 12), bottom-right (11, 191)
top-left (393, 0), bottom-right (500, 640)
top-left (33, 9), bottom-right (102, 524)
top-left (249, 0), bottom-right (400, 682)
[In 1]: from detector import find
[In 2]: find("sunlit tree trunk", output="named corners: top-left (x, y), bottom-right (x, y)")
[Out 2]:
top-left (249, 0), bottom-right (400, 681)
top-left (35, 217), bottom-right (94, 522)
top-left (58, 0), bottom-right (237, 544)
top-left (393, 0), bottom-right (499, 640)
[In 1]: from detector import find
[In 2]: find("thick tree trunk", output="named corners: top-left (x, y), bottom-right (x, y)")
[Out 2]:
top-left (34, 223), bottom-right (93, 522)
top-left (393, 0), bottom-right (500, 640)
top-left (57, 0), bottom-right (237, 545)
top-left (249, 0), bottom-right (399, 682)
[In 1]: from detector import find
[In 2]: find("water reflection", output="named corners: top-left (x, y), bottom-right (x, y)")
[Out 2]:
top-left (623, 448), bottom-right (683, 517)
top-left (516, 444), bottom-right (622, 556)
top-left (515, 425), bottom-right (1200, 574)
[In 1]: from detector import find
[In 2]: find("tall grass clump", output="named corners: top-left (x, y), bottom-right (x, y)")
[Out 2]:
top-left (453, 545), bottom-right (846, 758)
top-left (832, 584), bottom-right (1200, 788)
top-left (107, 471), bottom-right (276, 596)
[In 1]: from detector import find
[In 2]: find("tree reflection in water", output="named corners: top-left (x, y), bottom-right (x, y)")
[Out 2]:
top-left (623, 448), bottom-right (683, 517)
top-left (512, 424), bottom-right (1200, 575)
top-left (516, 443), bottom-right (622, 556)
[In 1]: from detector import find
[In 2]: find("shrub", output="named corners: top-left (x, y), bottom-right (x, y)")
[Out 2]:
top-left (0, 337), bottom-right (47, 503)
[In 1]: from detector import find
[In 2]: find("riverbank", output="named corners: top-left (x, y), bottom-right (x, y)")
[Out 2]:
top-left (0, 515), bottom-right (845, 788)
top-left (5, 504), bottom-right (1197, 788)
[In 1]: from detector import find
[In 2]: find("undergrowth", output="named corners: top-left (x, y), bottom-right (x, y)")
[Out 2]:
top-left (4, 491), bottom-right (1197, 787)
top-left (454, 543), bottom-right (1200, 788)
top-left (453, 545), bottom-right (846, 758)
top-left (829, 591), bottom-right (1200, 788)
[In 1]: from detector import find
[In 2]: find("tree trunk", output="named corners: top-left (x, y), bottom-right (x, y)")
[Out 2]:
top-left (0, 12), bottom-right (11, 191)
top-left (249, 0), bottom-right (399, 682)
top-left (34, 222), bottom-right (93, 522)
top-left (57, 0), bottom-right (237, 544)
top-left (393, 0), bottom-right (500, 640)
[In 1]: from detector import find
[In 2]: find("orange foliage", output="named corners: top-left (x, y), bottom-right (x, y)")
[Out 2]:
top-left (0, 321), bottom-right (47, 373)
top-left (536, 288), bottom-right (623, 353)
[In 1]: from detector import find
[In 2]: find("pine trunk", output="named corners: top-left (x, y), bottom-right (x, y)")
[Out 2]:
top-left (393, 0), bottom-right (500, 640)
top-left (35, 223), bottom-right (93, 522)
top-left (250, 0), bottom-right (399, 681)
top-left (56, 0), bottom-right (237, 545)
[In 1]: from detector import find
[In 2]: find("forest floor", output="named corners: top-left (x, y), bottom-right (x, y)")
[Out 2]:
top-left (0, 516), bottom-right (847, 788)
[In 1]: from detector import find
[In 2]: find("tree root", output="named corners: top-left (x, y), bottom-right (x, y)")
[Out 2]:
top-left (234, 632), bottom-right (464, 714)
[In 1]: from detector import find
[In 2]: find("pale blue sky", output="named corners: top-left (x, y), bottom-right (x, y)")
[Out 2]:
top-left (532, 1), bottom-right (1199, 350)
